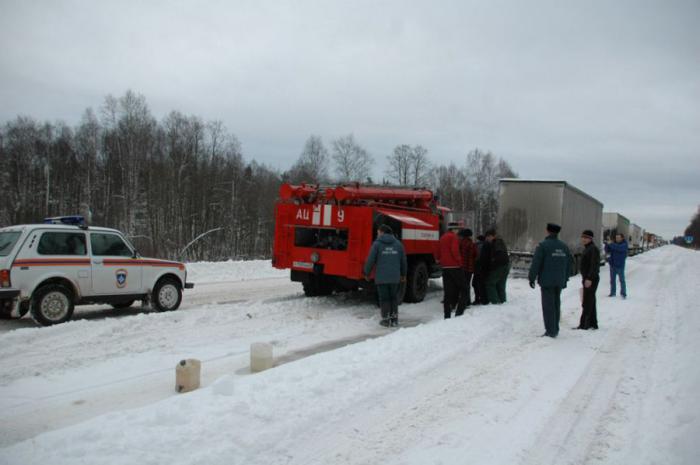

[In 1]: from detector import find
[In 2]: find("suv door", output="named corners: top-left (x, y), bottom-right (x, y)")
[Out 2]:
top-left (89, 232), bottom-right (143, 295)
top-left (14, 230), bottom-right (91, 297)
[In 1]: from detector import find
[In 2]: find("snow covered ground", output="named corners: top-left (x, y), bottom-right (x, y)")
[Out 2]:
top-left (184, 259), bottom-right (288, 284)
top-left (1, 246), bottom-right (698, 464)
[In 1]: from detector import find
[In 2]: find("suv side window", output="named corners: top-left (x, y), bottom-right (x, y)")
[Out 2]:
top-left (0, 231), bottom-right (21, 256)
top-left (37, 232), bottom-right (87, 255)
top-left (91, 233), bottom-right (133, 257)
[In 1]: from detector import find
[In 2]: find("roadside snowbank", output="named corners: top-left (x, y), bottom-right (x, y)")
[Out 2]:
top-left (185, 259), bottom-right (286, 284)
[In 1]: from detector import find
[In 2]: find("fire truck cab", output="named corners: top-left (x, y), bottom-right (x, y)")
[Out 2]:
top-left (272, 183), bottom-right (448, 302)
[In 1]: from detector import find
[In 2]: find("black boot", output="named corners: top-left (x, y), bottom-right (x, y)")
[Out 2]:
top-left (390, 311), bottom-right (398, 327)
top-left (380, 303), bottom-right (391, 327)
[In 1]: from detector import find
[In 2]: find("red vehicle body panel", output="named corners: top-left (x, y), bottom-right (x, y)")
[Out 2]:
top-left (273, 184), bottom-right (447, 287)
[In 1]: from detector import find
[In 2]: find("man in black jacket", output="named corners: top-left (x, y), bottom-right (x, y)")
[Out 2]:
top-left (484, 229), bottom-right (510, 304)
top-left (475, 235), bottom-right (490, 305)
top-left (575, 229), bottom-right (600, 330)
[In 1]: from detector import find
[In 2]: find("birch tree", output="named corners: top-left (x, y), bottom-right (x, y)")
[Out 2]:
top-left (331, 134), bottom-right (373, 182)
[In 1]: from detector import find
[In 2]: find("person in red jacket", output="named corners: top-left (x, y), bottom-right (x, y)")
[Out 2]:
top-left (458, 228), bottom-right (478, 308)
top-left (438, 222), bottom-right (467, 318)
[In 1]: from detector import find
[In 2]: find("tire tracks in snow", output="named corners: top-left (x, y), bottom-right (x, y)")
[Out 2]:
top-left (520, 248), bottom-right (677, 465)
top-left (264, 321), bottom-right (553, 465)
top-left (267, 251), bottom-right (682, 465)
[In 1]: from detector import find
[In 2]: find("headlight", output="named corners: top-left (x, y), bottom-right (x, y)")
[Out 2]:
top-left (310, 252), bottom-right (320, 263)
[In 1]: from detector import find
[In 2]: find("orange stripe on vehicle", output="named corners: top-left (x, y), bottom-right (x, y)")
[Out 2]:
top-left (103, 260), bottom-right (185, 270)
top-left (13, 259), bottom-right (91, 267)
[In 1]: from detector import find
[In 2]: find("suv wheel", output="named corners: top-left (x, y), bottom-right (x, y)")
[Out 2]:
top-left (152, 278), bottom-right (182, 312)
top-left (31, 284), bottom-right (75, 326)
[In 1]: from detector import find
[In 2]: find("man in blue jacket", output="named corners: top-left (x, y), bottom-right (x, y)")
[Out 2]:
top-left (528, 223), bottom-right (573, 338)
top-left (605, 233), bottom-right (628, 298)
top-left (364, 224), bottom-right (407, 327)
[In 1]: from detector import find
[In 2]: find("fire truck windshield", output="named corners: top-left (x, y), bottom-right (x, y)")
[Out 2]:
top-left (294, 227), bottom-right (348, 251)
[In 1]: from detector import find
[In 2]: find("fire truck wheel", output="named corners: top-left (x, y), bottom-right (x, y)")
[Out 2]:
top-left (302, 275), bottom-right (333, 297)
top-left (404, 261), bottom-right (429, 303)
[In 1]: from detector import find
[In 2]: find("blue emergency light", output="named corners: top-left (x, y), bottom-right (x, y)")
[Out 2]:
top-left (43, 216), bottom-right (87, 226)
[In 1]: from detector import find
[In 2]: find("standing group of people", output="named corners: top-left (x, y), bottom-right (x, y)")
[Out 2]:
top-left (528, 224), bottom-right (629, 338)
top-left (363, 221), bottom-right (629, 332)
top-left (438, 223), bottom-right (511, 319)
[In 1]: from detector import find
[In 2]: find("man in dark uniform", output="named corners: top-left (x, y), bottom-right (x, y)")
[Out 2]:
top-left (528, 223), bottom-right (573, 338)
top-left (484, 229), bottom-right (510, 304)
top-left (458, 228), bottom-right (478, 308)
top-left (472, 235), bottom-right (487, 305)
top-left (363, 224), bottom-right (407, 327)
top-left (575, 229), bottom-right (600, 330)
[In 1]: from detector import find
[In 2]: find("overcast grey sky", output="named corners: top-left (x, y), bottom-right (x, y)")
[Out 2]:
top-left (1, 0), bottom-right (698, 238)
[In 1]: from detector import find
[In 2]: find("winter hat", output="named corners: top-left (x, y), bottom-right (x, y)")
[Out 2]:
top-left (582, 230), bottom-right (595, 239)
top-left (378, 224), bottom-right (393, 234)
top-left (546, 223), bottom-right (562, 234)
top-left (484, 228), bottom-right (497, 237)
top-left (447, 221), bottom-right (462, 231)
top-left (458, 228), bottom-right (473, 238)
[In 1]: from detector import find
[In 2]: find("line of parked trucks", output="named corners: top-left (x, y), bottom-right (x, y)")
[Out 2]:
top-left (497, 179), bottom-right (663, 268)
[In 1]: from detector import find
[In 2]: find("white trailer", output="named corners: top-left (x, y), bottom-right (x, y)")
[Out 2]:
top-left (603, 212), bottom-right (630, 242)
top-left (629, 223), bottom-right (643, 247)
top-left (496, 179), bottom-right (604, 271)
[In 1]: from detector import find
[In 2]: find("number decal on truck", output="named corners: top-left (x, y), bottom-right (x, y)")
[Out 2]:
top-left (337, 209), bottom-right (345, 223)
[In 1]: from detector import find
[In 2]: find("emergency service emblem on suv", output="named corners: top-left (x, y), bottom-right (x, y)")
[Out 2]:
top-left (115, 269), bottom-right (128, 288)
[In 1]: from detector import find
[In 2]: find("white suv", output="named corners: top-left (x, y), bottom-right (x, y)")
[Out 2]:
top-left (0, 220), bottom-right (193, 326)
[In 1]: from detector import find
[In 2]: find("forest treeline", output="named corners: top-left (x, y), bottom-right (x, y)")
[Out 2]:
top-left (0, 91), bottom-right (517, 261)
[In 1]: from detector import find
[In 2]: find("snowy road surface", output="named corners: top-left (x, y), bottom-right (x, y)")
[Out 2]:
top-left (1, 247), bottom-right (698, 464)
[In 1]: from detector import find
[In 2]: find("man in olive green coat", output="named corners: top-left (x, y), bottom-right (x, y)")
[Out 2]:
top-left (528, 223), bottom-right (573, 338)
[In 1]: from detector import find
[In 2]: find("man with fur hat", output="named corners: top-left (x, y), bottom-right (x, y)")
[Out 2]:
top-left (528, 223), bottom-right (573, 338)
top-left (575, 229), bottom-right (600, 330)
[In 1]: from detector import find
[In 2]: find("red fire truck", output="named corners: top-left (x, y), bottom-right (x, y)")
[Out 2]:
top-left (272, 183), bottom-right (449, 302)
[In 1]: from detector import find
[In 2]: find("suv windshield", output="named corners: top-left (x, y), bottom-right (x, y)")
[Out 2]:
top-left (0, 232), bottom-right (21, 256)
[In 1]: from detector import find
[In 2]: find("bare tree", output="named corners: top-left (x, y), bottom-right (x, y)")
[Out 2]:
top-left (496, 158), bottom-right (518, 179)
top-left (411, 145), bottom-right (431, 186)
top-left (684, 206), bottom-right (700, 248)
top-left (385, 144), bottom-right (412, 185)
top-left (287, 135), bottom-right (329, 184)
top-left (331, 134), bottom-right (373, 182)
top-left (0, 91), bottom-right (282, 261)
top-left (386, 144), bottom-right (432, 186)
